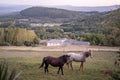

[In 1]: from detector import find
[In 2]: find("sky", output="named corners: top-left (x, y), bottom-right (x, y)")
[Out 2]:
top-left (0, 0), bottom-right (120, 6)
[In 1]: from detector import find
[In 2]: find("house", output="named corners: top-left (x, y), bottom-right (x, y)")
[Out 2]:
top-left (71, 41), bottom-right (90, 46)
top-left (46, 38), bottom-right (90, 46)
top-left (30, 23), bottom-right (43, 27)
top-left (30, 23), bottom-right (62, 27)
top-left (46, 38), bottom-right (67, 46)
top-left (17, 19), bottom-right (29, 23)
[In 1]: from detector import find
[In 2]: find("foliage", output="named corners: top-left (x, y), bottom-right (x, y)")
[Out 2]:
top-left (0, 28), bottom-right (39, 46)
top-left (24, 41), bottom-right (33, 46)
top-left (0, 22), bottom-right (12, 28)
top-left (0, 42), bottom-right (10, 46)
top-left (111, 70), bottom-right (120, 80)
top-left (0, 62), bottom-right (21, 80)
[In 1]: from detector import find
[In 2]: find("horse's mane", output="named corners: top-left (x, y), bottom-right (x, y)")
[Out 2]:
top-left (58, 55), bottom-right (69, 62)
top-left (59, 55), bottom-right (66, 59)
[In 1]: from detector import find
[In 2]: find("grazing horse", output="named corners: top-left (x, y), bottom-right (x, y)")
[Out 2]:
top-left (39, 55), bottom-right (70, 75)
top-left (66, 50), bottom-right (92, 72)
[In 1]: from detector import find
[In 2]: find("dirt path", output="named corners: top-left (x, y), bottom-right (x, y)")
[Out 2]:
top-left (0, 46), bottom-right (119, 51)
top-left (0, 46), bottom-right (119, 58)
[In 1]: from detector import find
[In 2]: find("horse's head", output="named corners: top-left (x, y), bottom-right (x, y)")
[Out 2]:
top-left (84, 50), bottom-right (93, 58)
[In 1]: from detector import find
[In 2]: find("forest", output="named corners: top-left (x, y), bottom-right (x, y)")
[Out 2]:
top-left (0, 7), bottom-right (120, 46)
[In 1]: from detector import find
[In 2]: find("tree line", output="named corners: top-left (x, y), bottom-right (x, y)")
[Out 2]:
top-left (0, 28), bottom-right (39, 46)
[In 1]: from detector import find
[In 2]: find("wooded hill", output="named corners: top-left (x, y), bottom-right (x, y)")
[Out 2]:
top-left (0, 7), bottom-right (120, 46)
top-left (20, 7), bottom-right (91, 19)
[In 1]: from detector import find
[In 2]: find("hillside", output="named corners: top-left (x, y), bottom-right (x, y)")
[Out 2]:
top-left (0, 5), bottom-right (119, 16)
top-left (65, 8), bottom-right (120, 28)
top-left (102, 8), bottom-right (120, 28)
top-left (20, 7), bottom-right (82, 18)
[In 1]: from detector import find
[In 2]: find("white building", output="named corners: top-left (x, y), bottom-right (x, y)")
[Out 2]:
top-left (47, 38), bottom-right (67, 46)
top-left (71, 41), bottom-right (90, 46)
top-left (46, 38), bottom-right (90, 46)
top-left (30, 23), bottom-right (62, 27)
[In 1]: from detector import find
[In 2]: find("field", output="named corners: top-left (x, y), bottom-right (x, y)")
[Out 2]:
top-left (0, 46), bottom-right (120, 80)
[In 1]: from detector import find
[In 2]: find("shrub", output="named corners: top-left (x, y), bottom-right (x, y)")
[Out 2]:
top-left (0, 42), bottom-right (10, 46)
top-left (0, 63), bottom-right (21, 80)
top-left (24, 41), bottom-right (33, 46)
top-left (33, 37), bottom-right (40, 44)
top-left (111, 70), bottom-right (120, 80)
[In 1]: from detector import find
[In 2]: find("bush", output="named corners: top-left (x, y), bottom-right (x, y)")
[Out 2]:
top-left (111, 70), bottom-right (120, 80)
top-left (13, 42), bottom-right (24, 46)
top-left (33, 37), bottom-right (40, 44)
top-left (24, 41), bottom-right (33, 46)
top-left (0, 63), bottom-right (21, 80)
top-left (0, 42), bottom-right (10, 46)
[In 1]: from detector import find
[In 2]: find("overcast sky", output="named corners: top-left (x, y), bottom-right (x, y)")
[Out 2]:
top-left (0, 0), bottom-right (120, 6)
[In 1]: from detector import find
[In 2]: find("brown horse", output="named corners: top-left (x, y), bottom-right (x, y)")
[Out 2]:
top-left (39, 55), bottom-right (70, 75)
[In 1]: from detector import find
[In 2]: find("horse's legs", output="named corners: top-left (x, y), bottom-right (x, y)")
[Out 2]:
top-left (79, 62), bottom-right (84, 72)
top-left (60, 66), bottom-right (64, 75)
top-left (44, 63), bottom-right (49, 74)
top-left (46, 64), bottom-right (49, 73)
top-left (44, 66), bottom-right (46, 73)
top-left (66, 61), bottom-right (72, 69)
top-left (81, 62), bottom-right (84, 72)
top-left (66, 63), bottom-right (69, 69)
top-left (57, 67), bottom-right (61, 74)
top-left (70, 62), bottom-right (73, 70)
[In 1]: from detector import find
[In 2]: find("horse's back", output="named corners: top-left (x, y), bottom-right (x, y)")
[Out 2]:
top-left (67, 52), bottom-right (77, 56)
top-left (67, 52), bottom-right (85, 62)
top-left (67, 52), bottom-right (82, 56)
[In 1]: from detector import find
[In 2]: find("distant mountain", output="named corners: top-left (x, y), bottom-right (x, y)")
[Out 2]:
top-left (53, 5), bottom-right (120, 12)
top-left (0, 6), bottom-right (99, 22)
top-left (20, 7), bottom-right (86, 18)
top-left (0, 4), bottom-right (119, 16)
top-left (0, 5), bottom-right (31, 15)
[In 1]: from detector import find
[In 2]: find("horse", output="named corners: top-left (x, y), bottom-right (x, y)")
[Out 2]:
top-left (66, 50), bottom-right (92, 72)
top-left (39, 55), bottom-right (70, 75)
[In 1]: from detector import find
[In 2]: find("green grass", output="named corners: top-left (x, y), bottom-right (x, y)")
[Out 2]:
top-left (0, 50), bottom-right (119, 80)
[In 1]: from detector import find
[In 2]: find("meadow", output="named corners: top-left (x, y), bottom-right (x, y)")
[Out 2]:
top-left (0, 49), bottom-right (119, 80)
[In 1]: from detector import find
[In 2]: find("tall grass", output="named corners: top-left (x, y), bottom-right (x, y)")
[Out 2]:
top-left (0, 62), bottom-right (21, 80)
top-left (0, 51), bottom-right (119, 80)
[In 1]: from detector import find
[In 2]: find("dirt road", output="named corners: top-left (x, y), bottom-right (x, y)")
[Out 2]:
top-left (0, 46), bottom-right (119, 51)
top-left (0, 46), bottom-right (119, 58)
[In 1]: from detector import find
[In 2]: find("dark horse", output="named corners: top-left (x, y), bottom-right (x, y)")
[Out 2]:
top-left (39, 55), bottom-right (70, 75)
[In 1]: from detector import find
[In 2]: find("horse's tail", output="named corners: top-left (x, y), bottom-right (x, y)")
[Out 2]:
top-left (39, 57), bottom-right (46, 68)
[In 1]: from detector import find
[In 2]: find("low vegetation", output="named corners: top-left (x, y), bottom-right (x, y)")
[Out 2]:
top-left (0, 50), bottom-right (119, 80)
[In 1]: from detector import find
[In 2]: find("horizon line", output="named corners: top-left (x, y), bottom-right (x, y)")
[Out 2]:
top-left (0, 3), bottom-right (120, 7)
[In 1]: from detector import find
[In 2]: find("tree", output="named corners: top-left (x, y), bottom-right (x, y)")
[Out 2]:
top-left (0, 28), bottom-right (39, 46)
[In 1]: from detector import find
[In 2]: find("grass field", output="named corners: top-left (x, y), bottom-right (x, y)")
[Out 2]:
top-left (0, 49), bottom-right (119, 80)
